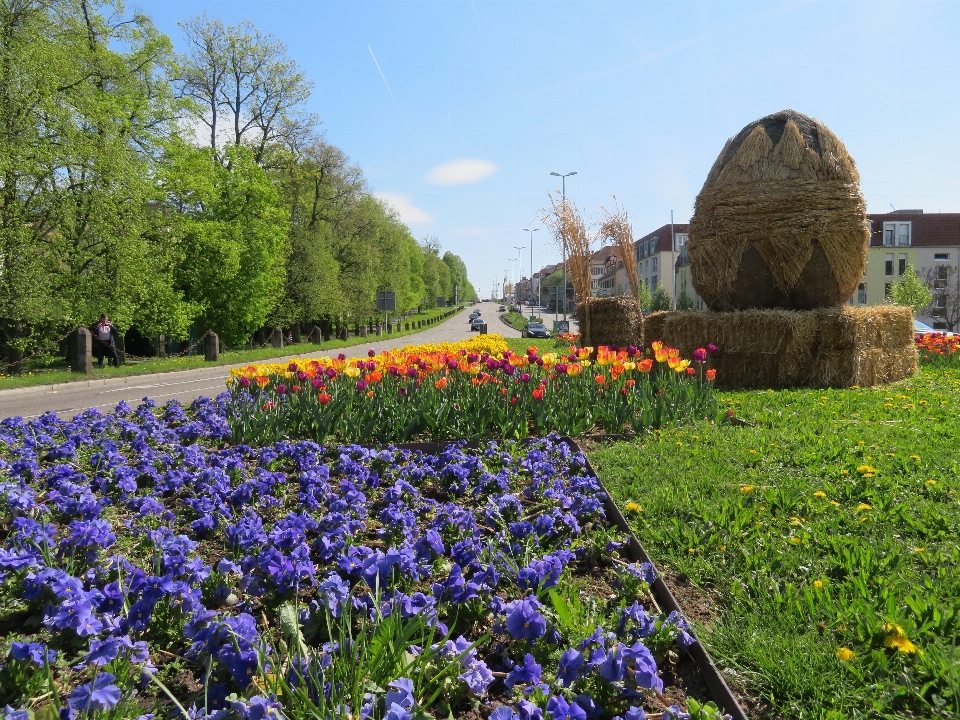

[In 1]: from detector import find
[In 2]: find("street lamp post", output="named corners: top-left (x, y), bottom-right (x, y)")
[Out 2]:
top-left (523, 228), bottom-right (539, 318)
top-left (550, 171), bottom-right (577, 321)
top-left (514, 245), bottom-right (525, 311)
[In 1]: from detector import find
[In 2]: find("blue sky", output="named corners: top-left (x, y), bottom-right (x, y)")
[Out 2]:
top-left (137, 0), bottom-right (960, 298)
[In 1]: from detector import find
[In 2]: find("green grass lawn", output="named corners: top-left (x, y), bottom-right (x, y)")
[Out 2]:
top-left (590, 368), bottom-right (960, 719)
top-left (499, 310), bottom-right (540, 331)
top-left (0, 307), bottom-right (461, 391)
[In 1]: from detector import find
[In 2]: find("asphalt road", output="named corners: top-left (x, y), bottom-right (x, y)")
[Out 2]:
top-left (1, 302), bottom-right (523, 421)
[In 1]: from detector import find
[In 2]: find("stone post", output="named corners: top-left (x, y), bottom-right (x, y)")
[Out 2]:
top-left (115, 333), bottom-right (126, 366)
top-left (204, 332), bottom-right (220, 361)
top-left (157, 334), bottom-right (166, 358)
top-left (292, 323), bottom-right (301, 343)
top-left (271, 328), bottom-right (283, 349)
top-left (71, 326), bottom-right (92, 374)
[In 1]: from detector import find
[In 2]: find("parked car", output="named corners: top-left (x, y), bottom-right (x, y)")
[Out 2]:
top-left (469, 317), bottom-right (485, 332)
top-left (521, 322), bottom-right (551, 339)
top-left (498, 305), bottom-right (506, 312)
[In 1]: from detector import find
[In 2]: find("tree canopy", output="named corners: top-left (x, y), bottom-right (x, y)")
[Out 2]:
top-left (0, 3), bottom-right (477, 367)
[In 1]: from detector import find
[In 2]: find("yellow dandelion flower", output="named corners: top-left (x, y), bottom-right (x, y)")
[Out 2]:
top-left (884, 634), bottom-right (918, 655)
top-left (688, 547), bottom-right (697, 554)
top-left (857, 503), bottom-right (872, 511)
top-left (813, 579), bottom-right (824, 589)
top-left (740, 485), bottom-right (754, 494)
top-left (926, 479), bottom-right (937, 486)
top-left (790, 537), bottom-right (801, 545)
top-left (910, 455), bottom-right (920, 460)
top-left (625, 502), bottom-right (642, 513)
top-left (814, 491), bottom-right (827, 498)
top-left (829, 500), bottom-right (841, 507)
top-left (748, 449), bottom-right (757, 454)
top-left (836, 647), bottom-right (855, 661)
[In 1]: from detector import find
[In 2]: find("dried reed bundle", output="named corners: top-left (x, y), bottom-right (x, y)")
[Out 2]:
top-left (643, 306), bottom-right (915, 389)
top-left (689, 110), bottom-right (869, 311)
top-left (541, 193), bottom-right (594, 334)
top-left (598, 200), bottom-right (640, 302)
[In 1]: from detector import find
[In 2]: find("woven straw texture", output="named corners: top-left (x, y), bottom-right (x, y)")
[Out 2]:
top-left (689, 110), bottom-right (869, 311)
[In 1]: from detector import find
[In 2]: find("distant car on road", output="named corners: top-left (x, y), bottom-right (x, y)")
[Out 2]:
top-left (915, 320), bottom-right (956, 338)
top-left (470, 317), bottom-right (485, 332)
top-left (521, 322), bottom-right (551, 339)
top-left (498, 305), bottom-right (506, 312)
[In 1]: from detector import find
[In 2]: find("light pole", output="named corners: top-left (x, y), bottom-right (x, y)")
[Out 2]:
top-left (550, 171), bottom-right (577, 321)
top-left (523, 228), bottom-right (539, 318)
top-left (514, 245), bottom-right (525, 310)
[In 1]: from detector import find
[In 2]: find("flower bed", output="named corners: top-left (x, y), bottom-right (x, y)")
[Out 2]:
top-left (225, 344), bottom-right (723, 445)
top-left (0, 402), bottom-right (729, 719)
top-left (915, 331), bottom-right (960, 367)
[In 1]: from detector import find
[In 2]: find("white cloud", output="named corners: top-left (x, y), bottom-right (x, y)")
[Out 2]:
top-left (375, 192), bottom-right (433, 224)
top-left (424, 158), bottom-right (497, 186)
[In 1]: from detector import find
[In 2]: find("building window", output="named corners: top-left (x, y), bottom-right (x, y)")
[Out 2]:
top-left (653, 257), bottom-right (658, 272)
top-left (883, 221), bottom-right (912, 246)
top-left (898, 253), bottom-right (907, 275)
top-left (857, 283), bottom-right (866, 304)
top-left (885, 253), bottom-right (894, 276)
top-left (935, 252), bottom-right (950, 261)
top-left (652, 274), bottom-right (657, 288)
top-left (674, 233), bottom-right (688, 251)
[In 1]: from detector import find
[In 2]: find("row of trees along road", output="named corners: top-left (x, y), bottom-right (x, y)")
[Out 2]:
top-left (0, 3), bottom-right (477, 371)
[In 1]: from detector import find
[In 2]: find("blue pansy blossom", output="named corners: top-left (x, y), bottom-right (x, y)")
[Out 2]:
top-left (505, 653), bottom-right (542, 689)
top-left (546, 695), bottom-right (587, 720)
top-left (505, 597), bottom-right (546, 640)
top-left (68, 672), bottom-right (122, 711)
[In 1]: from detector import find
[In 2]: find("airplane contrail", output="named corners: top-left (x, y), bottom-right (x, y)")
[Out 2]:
top-left (368, 45), bottom-right (408, 126)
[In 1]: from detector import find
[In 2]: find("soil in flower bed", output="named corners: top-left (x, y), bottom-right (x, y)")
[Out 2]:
top-left (0, 397), bottom-right (729, 720)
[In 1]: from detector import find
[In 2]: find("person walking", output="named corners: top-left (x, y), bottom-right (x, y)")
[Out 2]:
top-left (90, 314), bottom-right (120, 368)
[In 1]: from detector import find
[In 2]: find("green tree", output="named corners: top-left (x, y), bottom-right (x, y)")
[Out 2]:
top-left (163, 142), bottom-right (288, 345)
top-left (637, 279), bottom-right (653, 311)
top-left (676, 288), bottom-right (695, 311)
top-left (891, 263), bottom-right (933, 315)
top-left (0, 0), bottom-right (193, 367)
top-left (650, 282), bottom-right (672, 311)
top-left (177, 13), bottom-right (315, 164)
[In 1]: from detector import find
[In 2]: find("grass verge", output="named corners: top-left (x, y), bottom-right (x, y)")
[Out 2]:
top-left (0, 307), bottom-right (463, 391)
top-left (499, 311), bottom-right (537, 331)
top-left (590, 368), bottom-right (960, 719)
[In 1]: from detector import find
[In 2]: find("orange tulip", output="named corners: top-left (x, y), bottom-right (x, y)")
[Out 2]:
top-left (705, 369), bottom-right (717, 381)
top-left (435, 377), bottom-right (448, 390)
top-left (318, 393), bottom-right (332, 404)
top-left (638, 358), bottom-right (654, 373)
top-left (255, 376), bottom-right (270, 388)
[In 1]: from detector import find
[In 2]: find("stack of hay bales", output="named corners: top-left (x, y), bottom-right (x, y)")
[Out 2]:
top-left (645, 306), bottom-right (916, 389)
top-left (650, 109), bottom-right (917, 389)
top-left (577, 296), bottom-right (642, 349)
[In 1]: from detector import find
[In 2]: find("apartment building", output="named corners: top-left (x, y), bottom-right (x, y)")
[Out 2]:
top-left (634, 224), bottom-right (689, 306)
top-left (859, 211), bottom-right (960, 329)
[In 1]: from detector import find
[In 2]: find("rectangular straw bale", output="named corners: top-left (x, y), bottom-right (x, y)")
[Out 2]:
top-left (578, 296), bottom-right (642, 348)
top-left (648, 307), bottom-right (917, 389)
top-left (815, 306), bottom-right (913, 350)
top-left (642, 311), bottom-right (673, 347)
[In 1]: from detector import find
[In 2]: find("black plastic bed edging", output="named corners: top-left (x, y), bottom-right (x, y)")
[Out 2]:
top-left (382, 438), bottom-right (749, 720)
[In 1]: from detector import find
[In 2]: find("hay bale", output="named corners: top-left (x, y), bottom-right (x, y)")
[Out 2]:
top-left (688, 110), bottom-right (869, 311)
top-left (645, 306), bottom-right (915, 389)
top-left (577, 296), bottom-right (642, 348)
top-left (642, 311), bottom-right (671, 348)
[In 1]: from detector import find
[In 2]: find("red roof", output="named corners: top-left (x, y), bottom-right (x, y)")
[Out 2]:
top-left (867, 212), bottom-right (960, 247)
top-left (634, 224), bottom-right (690, 253)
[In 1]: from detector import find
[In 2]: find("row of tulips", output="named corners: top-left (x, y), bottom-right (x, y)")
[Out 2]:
top-left (915, 331), bottom-right (960, 367)
top-left (224, 342), bottom-right (725, 445)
